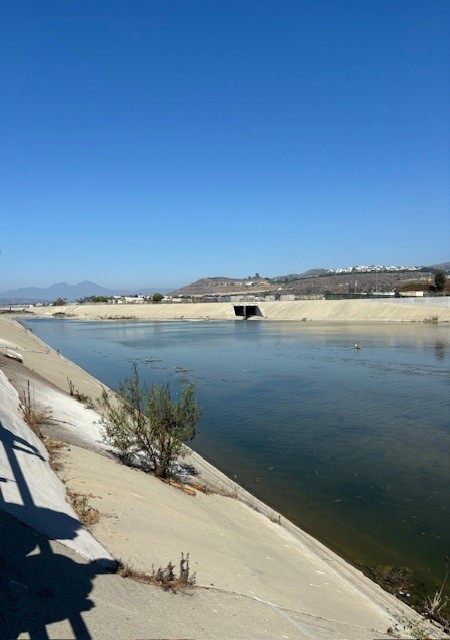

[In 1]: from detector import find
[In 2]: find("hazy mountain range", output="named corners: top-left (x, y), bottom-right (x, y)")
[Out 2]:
top-left (0, 281), bottom-right (172, 304)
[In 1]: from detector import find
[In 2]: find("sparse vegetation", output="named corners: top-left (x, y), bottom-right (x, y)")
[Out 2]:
top-left (98, 364), bottom-right (202, 479)
top-left (188, 480), bottom-right (212, 495)
top-left (173, 267), bottom-right (447, 298)
top-left (66, 377), bottom-right (94, 407)
top-left (77, 295), bottom-right (111, 303)
top-left (397, 616), bottom-right (432, 640)
top-left (67, 378), bottom-right (75, 396)
top-left (43, 437), bottom-right (67, 472)
top-left (67, 490), bottom-right (100, 527)
top-left (117, 552), bottom-right (195, 592)
top-left (423, 557), bottom-right (449, 629)
top-left (368, 564), bottom-right (413, 595)
top-left (369, 560), bottom-right (450, 636)
top-left (213, 476), bottom-right (241, 499)
top-left (19, 381), bottom-right (53, 436)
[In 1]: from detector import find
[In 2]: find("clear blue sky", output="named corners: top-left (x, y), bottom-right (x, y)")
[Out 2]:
top-left (1, 1), bottom-right (448, 291)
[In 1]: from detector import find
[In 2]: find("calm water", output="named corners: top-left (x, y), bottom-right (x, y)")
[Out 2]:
top-left (23, 318), bottom-right (450, 594)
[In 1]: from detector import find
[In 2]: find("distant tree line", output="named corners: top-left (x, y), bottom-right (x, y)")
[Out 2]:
top-left (77, 295), bottom-right (111, 303)
top-left (50, 294), bottom-right (168, 306)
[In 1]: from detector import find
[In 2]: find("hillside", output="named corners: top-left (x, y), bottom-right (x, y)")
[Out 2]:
top-left (172, 267), bottom-right (445, 298)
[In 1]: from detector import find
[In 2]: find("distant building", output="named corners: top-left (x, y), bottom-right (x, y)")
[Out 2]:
top-left (398, 291), bottom-right (424, 297)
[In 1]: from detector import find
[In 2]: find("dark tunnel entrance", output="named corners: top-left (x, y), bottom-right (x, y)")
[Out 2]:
top-left (233, 305), bottom-right (263, 319)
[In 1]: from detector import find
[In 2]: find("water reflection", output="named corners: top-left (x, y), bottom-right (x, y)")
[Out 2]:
top-left (434, 339), bottom-right (447, 362)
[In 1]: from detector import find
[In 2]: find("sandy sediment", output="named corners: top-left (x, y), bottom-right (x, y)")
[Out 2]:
top-left (0, 315), bottom-right (437, 638)
top-left (20, 298), bottom-right (450, 322)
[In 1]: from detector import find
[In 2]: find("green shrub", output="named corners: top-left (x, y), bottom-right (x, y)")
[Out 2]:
top-left (98, 364), bottom-right (202, 479)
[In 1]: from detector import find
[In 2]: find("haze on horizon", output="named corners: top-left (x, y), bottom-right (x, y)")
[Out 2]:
top-left (1, 1), bottom-right (448, 291)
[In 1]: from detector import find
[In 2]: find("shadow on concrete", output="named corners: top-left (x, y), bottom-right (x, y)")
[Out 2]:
top-left (0, 420), bottom-right (115, 639)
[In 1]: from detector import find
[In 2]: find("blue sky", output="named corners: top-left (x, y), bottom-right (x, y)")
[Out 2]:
top-left (1, 1), bottom-right (448, 290)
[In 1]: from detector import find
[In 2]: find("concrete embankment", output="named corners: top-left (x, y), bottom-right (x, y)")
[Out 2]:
top-left (0, 315), bottom-right (438, 638)
top-left (19, 298), bottom-right (450, 322)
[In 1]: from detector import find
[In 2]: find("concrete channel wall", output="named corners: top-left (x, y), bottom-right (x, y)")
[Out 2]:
top-left (25, 299), bottom-right (450, 322)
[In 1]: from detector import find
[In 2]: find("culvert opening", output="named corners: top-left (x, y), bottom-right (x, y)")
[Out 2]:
top-left (233, 305), bottom-right (263, 319)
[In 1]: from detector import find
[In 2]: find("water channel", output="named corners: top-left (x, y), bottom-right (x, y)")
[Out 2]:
top-left (23, 318), bottom-right (450, 597)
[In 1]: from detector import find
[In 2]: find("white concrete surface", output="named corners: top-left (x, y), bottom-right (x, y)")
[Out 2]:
top-left (24, 299), bottom-right (450, 322)
top-left (0, 370), bottom-right (113, 566)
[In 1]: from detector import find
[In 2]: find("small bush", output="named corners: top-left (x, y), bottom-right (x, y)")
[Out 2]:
top-left (98, 364), bottom-right (202, 479)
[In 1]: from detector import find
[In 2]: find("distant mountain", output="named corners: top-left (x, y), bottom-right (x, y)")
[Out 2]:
top-left (0, 281), bottom-right (172, 304)
top-left (430, 262), bottom-right (450, 271)
top-left (272, 268), bottom-right (329, 280)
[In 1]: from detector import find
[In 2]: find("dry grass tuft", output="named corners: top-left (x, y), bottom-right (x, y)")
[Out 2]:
top-left (117, 552), bottom-right (196, 593)
top-left (43, 437), bottom-right (67, 472)
top-left (188, 481), bottom-right (212, 495)
top-left (164, 478), bottom-right (197, 496)
top-left (67, 490), bottom-right (100, 528)
top-left (19, 380), bottom-right (53, 437)
top-left (423, 557), bottom-right (449, 630)
top-left (67, 377), bottom-right (95, 408)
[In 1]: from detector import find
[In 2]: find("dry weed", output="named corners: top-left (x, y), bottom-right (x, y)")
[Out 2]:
top-left (164, 479), bottom-right (197, 496)
top-left (67, 490), bottom-right (100, 527)
top-left (67, 377), bottom-right (95, 408)
top-left (43, 437), bottom-right (67, 472)
top-left (117, 552), bottom-right (196, 593)
top-left (188, 481), bottom-right (212, 495)
top-left (19, 380), bottom-right (52, 436)
top-left (424, 556), bottom-right (449, 629)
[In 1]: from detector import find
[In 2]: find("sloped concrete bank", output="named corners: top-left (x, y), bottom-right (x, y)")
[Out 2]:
top-left (22, 298), bottom-right (450, 322)
top-left (258, 299), bottom-right (450, 322)
top-left (0, 368), bottom-right (115, 567)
